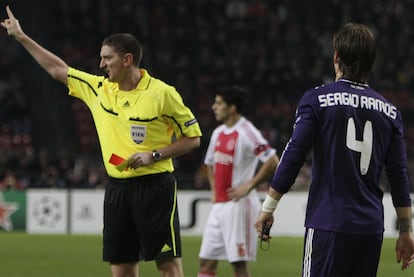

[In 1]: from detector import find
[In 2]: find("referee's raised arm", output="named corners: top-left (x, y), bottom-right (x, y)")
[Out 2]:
top-left (1, 5), bottom-right (68, 85)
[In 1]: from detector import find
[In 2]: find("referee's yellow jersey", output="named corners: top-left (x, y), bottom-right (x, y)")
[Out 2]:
top-left (67, 67), bottom-right (202, 178)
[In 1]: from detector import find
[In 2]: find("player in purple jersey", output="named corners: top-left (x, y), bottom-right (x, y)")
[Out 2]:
top-left (255, 23), bottom-right (414, 276)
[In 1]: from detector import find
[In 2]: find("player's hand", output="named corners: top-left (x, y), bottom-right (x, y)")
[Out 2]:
top-left (255, 211), bottom-right (274, 241)
top-left (1, 6), bottom-right (24, 39)
top-left (227, 182), bottom-right (251, 201)
top-left (127, 152), bottom-right (153, 169)
top-left (396, 232), bottom-right (414, 270)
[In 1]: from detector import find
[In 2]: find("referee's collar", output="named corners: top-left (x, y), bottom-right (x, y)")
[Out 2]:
top-left (136, 69), bottom-right (151, 90)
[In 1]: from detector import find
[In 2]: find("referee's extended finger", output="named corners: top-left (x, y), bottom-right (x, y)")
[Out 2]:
top-left (6, 5), bottom-right (16, 20)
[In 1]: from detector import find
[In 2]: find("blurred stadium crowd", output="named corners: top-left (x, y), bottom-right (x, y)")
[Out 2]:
top-left (1, 0), bottom-right (414, 191)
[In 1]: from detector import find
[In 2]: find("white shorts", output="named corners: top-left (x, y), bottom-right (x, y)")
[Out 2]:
top-left (198, 196), bottom-right (260, 263)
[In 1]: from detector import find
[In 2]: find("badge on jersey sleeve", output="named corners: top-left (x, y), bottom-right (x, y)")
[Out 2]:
top-left (130, 125), bottom-right (146, 144)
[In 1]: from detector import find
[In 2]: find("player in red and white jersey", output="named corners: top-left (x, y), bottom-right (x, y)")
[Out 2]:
top-left (198, 86), bottom-right (279, 277)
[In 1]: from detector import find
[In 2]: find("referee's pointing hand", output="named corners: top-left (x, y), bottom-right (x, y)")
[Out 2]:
top-left (1, 6), bottom-right (24, 39)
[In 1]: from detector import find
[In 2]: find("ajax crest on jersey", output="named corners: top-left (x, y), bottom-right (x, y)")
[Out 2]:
top-left (130, 125), bottom-right (146, 144)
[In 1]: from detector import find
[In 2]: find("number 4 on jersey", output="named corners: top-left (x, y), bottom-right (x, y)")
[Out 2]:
top-left (346, 118), bottom-right (373, 175)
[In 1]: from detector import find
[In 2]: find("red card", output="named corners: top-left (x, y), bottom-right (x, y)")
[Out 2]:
top-left (109, 153), bottom-right (126, 165)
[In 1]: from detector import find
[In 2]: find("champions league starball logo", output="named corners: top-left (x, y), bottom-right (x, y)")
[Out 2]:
top-left (32, 196), bottom-right (62, 227)
top-left (0, 193), bottom-right (18, 231)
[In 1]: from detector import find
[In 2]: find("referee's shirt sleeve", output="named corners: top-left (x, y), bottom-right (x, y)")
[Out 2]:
top-left (163, 87), bottom-right (202, 138)
top-left (67, 67), bottom-right (106, 105)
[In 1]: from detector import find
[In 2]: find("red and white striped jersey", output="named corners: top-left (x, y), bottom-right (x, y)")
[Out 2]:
top-left (204, 117), bottom-right (276, 202)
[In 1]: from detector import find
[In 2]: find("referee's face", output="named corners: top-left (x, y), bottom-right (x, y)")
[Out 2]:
top-left (212, 95), bottom-right (231, 122)
top-left (99, 45), bottom-right (125, 82)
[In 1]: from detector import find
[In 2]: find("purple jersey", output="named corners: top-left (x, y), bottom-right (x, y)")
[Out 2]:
top-left (271, 79), bottom-right (411, 234)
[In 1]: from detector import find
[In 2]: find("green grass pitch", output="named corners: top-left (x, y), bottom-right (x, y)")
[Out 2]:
top-left (0, 233), bottom-right (412, 276)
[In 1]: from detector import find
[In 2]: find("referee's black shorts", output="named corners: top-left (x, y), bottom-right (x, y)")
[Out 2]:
top-left (103, 172), bottom-right (182, 263)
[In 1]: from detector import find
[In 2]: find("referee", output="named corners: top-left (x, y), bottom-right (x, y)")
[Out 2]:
top-left (2, 6), bottom-right (202, 277)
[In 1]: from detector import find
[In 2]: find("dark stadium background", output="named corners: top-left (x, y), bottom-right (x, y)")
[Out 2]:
top-left (1, 0), bottom-right (413, 192)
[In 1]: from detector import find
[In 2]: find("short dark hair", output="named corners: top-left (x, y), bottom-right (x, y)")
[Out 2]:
top-left (217, 86), bottom-right (248, 114)
top-left (102, 33), bottom-right (143, 67)
top-left (333, 23), bottom-right (376, 82)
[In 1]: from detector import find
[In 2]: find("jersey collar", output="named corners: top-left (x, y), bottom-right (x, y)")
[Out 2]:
top-left (338, 78), bottom-right (369, 87)
top-left (136, 69), bottom-right (151, 90)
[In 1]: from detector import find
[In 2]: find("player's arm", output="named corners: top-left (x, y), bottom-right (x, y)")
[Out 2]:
top-left (227, 153), bottom-right (279, 201)
top-left (206, 165), bottom-right (216, 202)
top-left (249, 154), bottom-right (279, 189)
top-left (254, 187), bottom-right (283, 240)
top-left (255, 92), bottom-right (317, 238)
top-left (395, 206), bottom-right (414, 270)
top-left (1, 6), bottom-right (68, 85)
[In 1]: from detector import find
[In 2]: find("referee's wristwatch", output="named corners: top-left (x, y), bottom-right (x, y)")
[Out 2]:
top-left (152, 150), bottom-right (162, 161)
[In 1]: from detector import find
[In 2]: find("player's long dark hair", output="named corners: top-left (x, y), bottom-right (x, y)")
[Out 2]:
top-left (102, 33), bottom-right (143, 67)
top-left (333, 23), bottom-right (376, 83)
